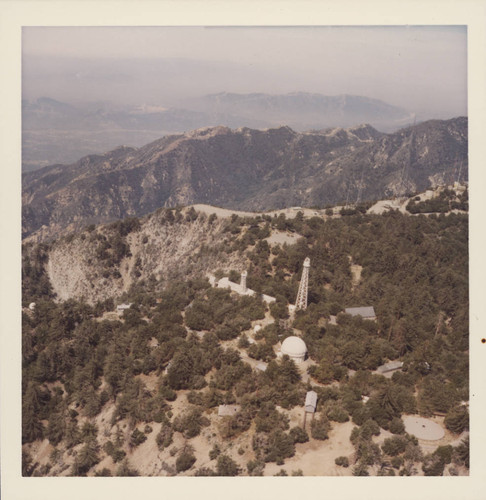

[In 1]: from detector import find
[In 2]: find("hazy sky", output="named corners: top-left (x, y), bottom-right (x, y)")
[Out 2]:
top-left (22, 26), bottom-right (467, 118)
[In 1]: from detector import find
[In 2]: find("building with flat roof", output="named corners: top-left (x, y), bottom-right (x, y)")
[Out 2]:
top-left (344, 306), bottom-right (376, 320)
top-left (376, 360), bottom-right (403, 374)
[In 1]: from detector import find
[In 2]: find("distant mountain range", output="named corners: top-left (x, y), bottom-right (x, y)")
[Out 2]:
top-left (22, 117), bottom-right (467, 241)
top-left (22, 93), bottom-right (415, 171)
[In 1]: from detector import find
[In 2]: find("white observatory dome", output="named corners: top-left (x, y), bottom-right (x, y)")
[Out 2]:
top-left (280, 336), bottom-right (307, 363)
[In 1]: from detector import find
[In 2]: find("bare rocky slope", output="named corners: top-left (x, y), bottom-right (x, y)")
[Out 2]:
top-left (36, 207), bottom-right (249, 305)
top-left (22, 117), bottom-right (467, 242)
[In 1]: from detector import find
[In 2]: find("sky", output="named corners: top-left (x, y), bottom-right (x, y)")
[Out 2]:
top-left (22, 25), bottom-right (467, 119)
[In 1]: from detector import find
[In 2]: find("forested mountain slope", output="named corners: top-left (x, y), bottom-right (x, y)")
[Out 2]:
top-left (22, 202), bottom-right (469, 477)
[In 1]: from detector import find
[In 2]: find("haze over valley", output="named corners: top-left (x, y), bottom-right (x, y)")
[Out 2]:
top-left (22, 26), bottom-right (467, 171)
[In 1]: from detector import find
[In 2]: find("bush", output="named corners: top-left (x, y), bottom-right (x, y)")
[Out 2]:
top-left (176, 451), bottom-right (196, 473)
top-left (310, 416), bottom-right (331, 440)
top-left (452, 436), bottom-right (469, 468)
top-left (247, 459), bottom-right (265, 476)
top-left (156, 424), bottom-right (173, 450)
top-left (209, 443), bottom-right (221, 460)
top-left (352, 461), bottom-right (369, 476)
top-left (216, 455), bottom-right (240, 476)
top-left (433, 445), bottom-right (453, 465)
top-left (327, 406), bottom-right (349, 423)
top-left (388, 417), bottom-right (405, 435)
top-left (289, 426), bottom-right (309, 444)
top-left (103, 441), bottom-right (126, 463)
top-left (130, 428), bottom-right (147, 448)
top-left (360, 419), bottom-right (381, 440)
top-left (173, 408), bottom-right (207, 438)
top-left (335, 456), bottom-right (349, 467)
top-left (381, 436), bottom-right (408, 456)
top-left (252, 430), bottom-right (295, 464)
top-left (444, 405), bottom-right (469, 434)
top-left (116, 458), bottom-right (140, 476)
top-left (422, 454), bottom-right (445, 476)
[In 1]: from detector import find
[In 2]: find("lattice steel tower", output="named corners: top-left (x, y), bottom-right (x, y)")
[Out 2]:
top-left (295, 257), bottom-right (311, 311)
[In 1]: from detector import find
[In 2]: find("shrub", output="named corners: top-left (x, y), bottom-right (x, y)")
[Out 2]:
top-left (103, 441), bottom-right (126, 463)
top-left (71, 440), bottom-right (100, 476)
top-left (116, 458), bottom-right (140, 476)
top-left (216, 455), bottom-right (240, 476)
top-left (422, 454), bottom-right (445, 476)
top-left (335, 456), bottom-right (349, 467)
top-left (352, 461), bottom-right (369, 476)
top-left (209, 443), bottom-right (221, 460)
top-left (327, 406), bottom-right (349, 423)
top-left (452, 436), bottom-right (469, 468)
top-left (175, 451), bottom-right (196, 473)
top-left (310, 416), bottom-right (331, 440)
top-left (388, 417), bottom-right (405, 435)
top-left (289, 426), bottom-right (309, 444)
top-left (381, 436), bottom-right (408, 456)
top-left (130, 428), bottom-right (147, 448)
top-left (433, 445), bottom-right (453, 465)
top-left (173, 407), bottom-right (207, 438)
top-left (156, 424), bottom-right (173, 450)
top-left (360, 419), bottom-right (381, 440)
top-left (444, 405), bottom-right (469, 434)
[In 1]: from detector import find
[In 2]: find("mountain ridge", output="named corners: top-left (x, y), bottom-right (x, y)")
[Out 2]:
top-left (22, 117), bottom-right (467, 242)
top-left (22, 92), bottom-right (416, 171)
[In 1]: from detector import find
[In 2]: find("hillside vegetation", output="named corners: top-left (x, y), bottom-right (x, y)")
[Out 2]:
top-left (22, 196), bottom-right (469, 476)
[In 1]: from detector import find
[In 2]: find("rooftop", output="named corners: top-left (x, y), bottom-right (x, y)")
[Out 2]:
top-left (344, 306), bottom-right (376, 318)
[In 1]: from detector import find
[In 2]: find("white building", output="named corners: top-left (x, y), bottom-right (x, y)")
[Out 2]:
top-left (213, 273), bottom-right (276, 304)
top-left (280, 336), bottom-right (307, 363)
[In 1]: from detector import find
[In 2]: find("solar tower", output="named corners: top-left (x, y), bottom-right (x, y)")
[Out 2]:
top-left (295, 257), bottom-right (310, 311)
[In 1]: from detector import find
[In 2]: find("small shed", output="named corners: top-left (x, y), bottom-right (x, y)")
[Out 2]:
top-left (344, 306), bottom-right (376, 320)
top-left (218, 404), bottom-right (241, 417)
top-left (305, 391), bottom-right (318, 413)
top-left (376, 360), bottom-right (403, 374)
top-left (256, 362), bottom-right (268, 372)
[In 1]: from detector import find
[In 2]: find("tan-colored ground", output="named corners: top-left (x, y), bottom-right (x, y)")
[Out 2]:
top-left (266, 231), bottom-right (301, 246)
top-left (264, 420), bottom-right (356, 476)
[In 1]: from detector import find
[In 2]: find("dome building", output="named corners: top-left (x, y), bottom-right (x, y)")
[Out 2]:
top-left (280, 336), bottom-right (307, 363)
